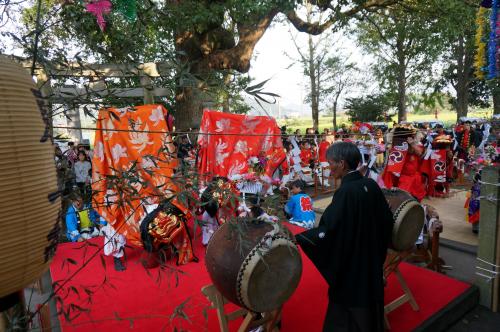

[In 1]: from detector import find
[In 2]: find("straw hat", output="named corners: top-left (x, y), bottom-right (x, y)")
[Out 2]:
top-left (0, 57), bottom-right (59, 298)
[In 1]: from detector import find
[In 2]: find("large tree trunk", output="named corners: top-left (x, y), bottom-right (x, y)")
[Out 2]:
top-left (455, 87), bottom-right (469, 120)
top-left (308, 34), bottom-right (319, 131)
top-left (493, 86), bottom-right (500, 115)
top-left (396, 69), bottom-right (407, 123)
top-left (396, 37), bottom-right (407, 123)
top-left (333, 102), bottom-right (337, 132)
top-left (172, 11), bottom-right (276, 130)
top-left (454, 34), bottom-right (473, 121)
top-left (333, 91), bottom-right (341, 132)
top-left (174, 85), bottom-right (207, 131)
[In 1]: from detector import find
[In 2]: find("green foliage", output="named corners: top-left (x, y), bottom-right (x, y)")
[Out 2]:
top-left (6, 0), bottom-right (413, 128)
top-left (435, 1), bottom-right (487, 113)
top-left (469, 79), bottom-right (491, 109)
top-left (408, 92), bottom-right (446, 114)
top-left (345, 94), bottom-right (392, 122)
top-left (354, 1), bottom-right (450, 106)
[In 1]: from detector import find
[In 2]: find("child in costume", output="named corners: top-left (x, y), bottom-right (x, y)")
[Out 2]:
top-left (66, 195), bottom-right (126, 270)
top-left (200, 177), bottom-right (237, 245)
top-left (375, 128), bottom-right (385, 168)
top-left (201, 209), bottom-right (218, 246)
top-left (284, 179), bottom-right (315, 229)
top-left (465, 171), bottom-right (481, 234)
top-left (65, 195), bottom-right (103, 242)
top-left (318, 134), bottom-right (331, 187)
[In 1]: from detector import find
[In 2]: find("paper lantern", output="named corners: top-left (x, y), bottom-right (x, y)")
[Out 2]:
top-left (0, 57), bottom-right (60, 299)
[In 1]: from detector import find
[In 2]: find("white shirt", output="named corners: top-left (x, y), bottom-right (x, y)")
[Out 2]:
top-left (74, 161), bottom-right (92, 183)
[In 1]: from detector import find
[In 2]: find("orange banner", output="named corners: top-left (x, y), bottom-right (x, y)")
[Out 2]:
top-left (197, 110), bottom-right (285, 180)
top-left (92, 104), bottom-right (177, 246)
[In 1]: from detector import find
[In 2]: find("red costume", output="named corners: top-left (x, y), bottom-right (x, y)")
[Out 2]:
top-left (300, 148), bottom-right (313, 167)
top-left (382, 128), bottom-right (427, 202)
top-left (397, 153), bottom-right (427, 202)
top-left (318, 141), bottom-right (330, 163)
top-left (421, 135), bottom-right (453, 197)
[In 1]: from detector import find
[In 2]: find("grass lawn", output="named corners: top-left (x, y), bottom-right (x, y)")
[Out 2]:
top-left (278, 108), bottom-right (494, 132)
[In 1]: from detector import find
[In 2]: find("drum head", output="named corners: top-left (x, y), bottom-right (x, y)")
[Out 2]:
top-left (392, 200), bottom-right (425, 251)
top-left (238, 239), bottom-right (302, 312)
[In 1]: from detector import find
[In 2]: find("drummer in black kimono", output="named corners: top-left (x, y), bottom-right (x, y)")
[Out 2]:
top-left (296, 142), bottom-right (393, 332)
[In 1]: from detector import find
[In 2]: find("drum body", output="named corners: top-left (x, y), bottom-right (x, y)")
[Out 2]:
top-left (382, 188), bottom-right (425, 252)
top-left (205, 220), bottom-right (302, 312)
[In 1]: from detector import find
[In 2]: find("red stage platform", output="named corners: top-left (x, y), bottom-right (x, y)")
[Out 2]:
top-left (50, 224), bottom-right (473, 332)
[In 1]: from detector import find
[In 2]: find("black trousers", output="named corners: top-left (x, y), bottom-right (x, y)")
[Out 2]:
top-left (323, 301), bottom-right (385, 332)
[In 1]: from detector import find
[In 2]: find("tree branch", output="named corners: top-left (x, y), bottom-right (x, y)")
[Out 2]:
top-left (285, 0), bottom-right (400, 35)
top-left (200, 10), bottom-right (278, 73)
top-left (362, 13), bottom-right (396, 48)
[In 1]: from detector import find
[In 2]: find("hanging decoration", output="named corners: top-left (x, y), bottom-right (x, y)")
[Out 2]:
top-left (487, 0), bottom-right (498, 79)
top-left (113, 0), bottom-right (137, 21)
top-left (475, 7), bottom-right (488, 79)
top-left (83, 0), bottom-right (137, 31)
top-left (85, 0), bottom-right (112, 31)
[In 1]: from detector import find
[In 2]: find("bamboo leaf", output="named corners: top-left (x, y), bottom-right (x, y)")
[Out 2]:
top-left (100, 254), bottom-right (106, 270)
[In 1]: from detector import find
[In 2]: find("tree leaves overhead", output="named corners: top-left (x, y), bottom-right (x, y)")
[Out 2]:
top-left (4, 0), bottom-right (412, 129)
top-left (354, 0), bottom-right (457, 121)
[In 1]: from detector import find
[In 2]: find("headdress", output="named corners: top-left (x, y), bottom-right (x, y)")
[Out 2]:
top-left (432, 134), bottom-right (453, 149)
top-left (392, 124), bottom-right (416, 147)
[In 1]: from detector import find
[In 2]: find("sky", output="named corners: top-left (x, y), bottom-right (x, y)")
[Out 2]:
top-left (248, 20), bottom-right (372, 117)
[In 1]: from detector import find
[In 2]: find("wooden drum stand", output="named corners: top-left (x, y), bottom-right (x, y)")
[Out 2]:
top-left (383, 250), bottom-right (420, 330)
top-left (201, 285), bottom-right (281, 332)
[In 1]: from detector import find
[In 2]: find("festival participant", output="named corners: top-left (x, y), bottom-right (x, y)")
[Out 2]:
top-left (177, 135), bottom-right (194, 174)
top-left (284, 179), bottom-right (315, 229)
top-left (200, 177), bottom-right (238, 244)
top-left (67, 190), bottom-right (127, 271)
top-left (55, 146), bottom-right (72, 195)
top-left (280, 142), bottom-right (294, 188)
top-left (382, 126), bottom-right (427, 202)
top-left (83, 143), bottom-right (93, 160)
top-left (318, 134), bottom-right (330, 163)
top-left (65, 195), bottom-right (102, 242)
top-left (399, 136), bottom-right (426, 201)
top-left (63, 141), bottom-right (78, 167)
top-left (465, 171), bottom-right (481, 234)
top-left (318, 135), bottom-right (331, 186)
top-left (102, 222), bottom-right (127, 271)
top-left (375, 128), bottom-right (385, 168)
top-left (177, 135), bottom-right (193, 160)
top-left (296, 142), bottom-right (393, 332)
top-left (423, 132), bottom-right (454, 197)
top-left (299, 141), bottom-right (315, 183)
top-left (243, 194), bottom-right (278, 223)
top-left (325, 128), bottom-right (336, 144)
top-left (294, 129), bottom-right (302, 141)
top-left (73, 151), bottom-right (92, 200)
top-left (201, 207), bottom-right (218, 246)
top-left (77, 144), bottom-right (90, 160)
top-left (300, 141), bottom-right (313, 167)
top-left (456, 121), bottom-right (477, 162)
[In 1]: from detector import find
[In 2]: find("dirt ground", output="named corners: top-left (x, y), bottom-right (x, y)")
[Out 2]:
top-left (312, 187), bottom-right (478, 246)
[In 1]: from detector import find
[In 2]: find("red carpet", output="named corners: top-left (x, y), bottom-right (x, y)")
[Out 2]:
top-left (50, 223), bottom-right (470, 331)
